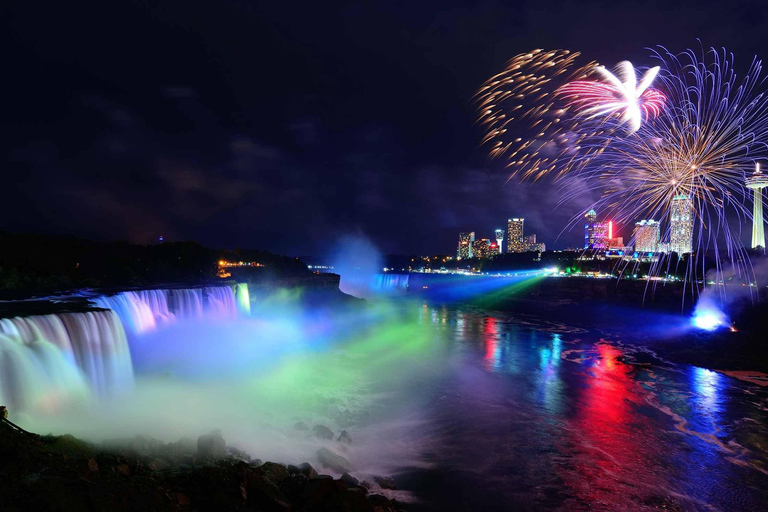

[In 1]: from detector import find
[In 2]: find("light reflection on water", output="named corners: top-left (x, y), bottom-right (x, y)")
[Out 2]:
top-left (408, 304), bottom-right (768, 511)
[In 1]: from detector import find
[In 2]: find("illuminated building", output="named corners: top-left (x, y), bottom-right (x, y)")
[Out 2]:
top-left (584, 210), bottom-right (610, 249)
top-left (746, 162), bottom-right (768, 249)
top-left (633, 220), bottom-right (660, 253)
top-left (608, 236), bottom-right (624, 249)
top-left (457, 232), bottom-right (475, 259)
top-left (489, 241), bottom-right (500, 255)
top-left (670, 195), bottom-right (693, 254)
top-left (523, 234), bottom-right (543, 252)
top-left (506, 218), bottom-right (525, 253)
top-left (494, 228), bottom-right (504, 253)
top-left (472, 239), bottom-right (491, 259)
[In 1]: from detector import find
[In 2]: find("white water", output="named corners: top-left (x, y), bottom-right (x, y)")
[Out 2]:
top-left (94, 285), bottom-right (239, 335)
top-left (0, 310), bottom-right (132, 411)
top-left (0, 285), bottom-right (239, 413)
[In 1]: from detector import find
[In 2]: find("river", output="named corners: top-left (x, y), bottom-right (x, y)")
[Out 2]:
top-left (398, 302), bottom-right (768, 510)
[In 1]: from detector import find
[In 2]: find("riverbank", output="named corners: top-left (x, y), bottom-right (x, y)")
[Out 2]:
top-left (406, 274), bottom-right (768, 373)
top-left (0, 413), bottom-right (405, 512)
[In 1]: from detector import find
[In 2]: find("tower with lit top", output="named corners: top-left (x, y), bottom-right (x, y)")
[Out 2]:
top-left (494, 229), bottom-right (503, 254)
top-left (746, 162), bottom-right (768, 249)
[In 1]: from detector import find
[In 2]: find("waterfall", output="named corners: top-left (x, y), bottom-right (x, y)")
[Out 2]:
top-left (373, 273), bottom-right (410, 292)
top-left (233, 283), bottom-right (251, 315)
top-left (95, 285), bottom-right (240, 335)
top-left (0, 284), bottom-right (244, 415)
top-left (0, 310), bottom-right (132, 412)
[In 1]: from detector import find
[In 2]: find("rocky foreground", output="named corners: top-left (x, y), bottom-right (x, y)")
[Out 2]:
top-left (0, 413), bottom-right (405, 512)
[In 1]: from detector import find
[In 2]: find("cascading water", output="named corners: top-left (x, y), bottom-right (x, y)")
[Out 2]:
top-left (234, 283), bottom-right (251, 315)
top-left (95, 285), bottom-right (241, 335)
top-left (0, 310), bottom-right (132, 412)
top-left (1, 284), bottom-right (244, 414)
top-left (373, 273), bottom-right (410, 292)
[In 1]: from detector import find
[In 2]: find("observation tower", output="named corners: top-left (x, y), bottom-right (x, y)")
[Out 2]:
top-left (746, 163), bottom-right (768, 249)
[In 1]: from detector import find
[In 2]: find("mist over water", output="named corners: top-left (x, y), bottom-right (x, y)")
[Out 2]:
top-left (10, 286), bottom-right (449, 485)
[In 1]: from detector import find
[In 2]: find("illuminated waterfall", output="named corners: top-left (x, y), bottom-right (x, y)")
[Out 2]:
top-left (234, 283), bottom-right (251, 315)
top-left (373, 273), bottom-right (410, 291)
top-left (0, 285), bottom-right (244, 414)
top-left (95, 285), bottom-right (240, 335)
top-left (0, 310), bottom-right (132, 411)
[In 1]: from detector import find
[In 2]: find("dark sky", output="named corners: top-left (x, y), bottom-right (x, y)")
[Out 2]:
top-left (2, 0), bottom-right (766, 255)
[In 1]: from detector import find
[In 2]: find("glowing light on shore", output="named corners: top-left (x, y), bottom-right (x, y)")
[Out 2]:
top-left (558, 61), bottom-right (665, 133)
top-left (692, 312), bottom-right (723, 331)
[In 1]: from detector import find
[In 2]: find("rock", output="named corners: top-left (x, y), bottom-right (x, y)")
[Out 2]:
top-left (87, 457), bottom-right (99, 472)
top-left (257, 461), bottom-right (290, 484)
top-left (227, 446), bottom-right (251, 462)
top-left (116, 463), bottom-right (130, 476)
top-left (197, 430), bottom-right (226, 459)
top-left (312, 424), bottom-right (334, 440)
top-left (368, 493), bottom-right (395, 508)
top-left (103, 435), bottom-right (163, 457)
top-left (373, 475), bottom-right (396, 490)
top-left (316, 447), bottom-right (352, 473)
top-left (250, 458), bottom-right (263, 468)
top-left (244, 474), bottom-right (291, 512)
top-left (294, 421), bottom-right (309, 431)
top-left (341, 472), bottom-right (359, 487)
top-left (337, 430), bottom-right (352, 445)
top-left (360, 480), bottom-right (372, 489)
top-left (287, 464), bottom-right (300, 475)
top-left (160, 437), bottom-right (197, 460)
top-left (298, 462), bottom-right (318, 478)
top-left (295, 477), bottom-right (346, 510)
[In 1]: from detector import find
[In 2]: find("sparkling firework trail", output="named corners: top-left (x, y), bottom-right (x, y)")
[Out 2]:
top-left (475, 49), bottom-right (602, 182)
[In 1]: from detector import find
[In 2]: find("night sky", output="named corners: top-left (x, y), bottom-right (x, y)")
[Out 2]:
top-left (2, 1), bottom-right (766, 255)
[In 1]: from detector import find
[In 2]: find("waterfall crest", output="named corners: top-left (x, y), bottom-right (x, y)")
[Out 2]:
top-left (1, 284), bottom-right (246, 414)
top-left (0, 310), bottom-right (132, 411)
top-left (95, 285), bottom-right (240, 335)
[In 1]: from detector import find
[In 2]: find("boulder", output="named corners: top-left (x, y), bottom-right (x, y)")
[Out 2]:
top-left (227, 446), bottom-right (251, 462)
top-left (298, 462), bottom-right (318, 478)
top-left (312, 424), bottom-right (334, 440)
top-left (373, 475), bottom-right (396, 490)
top-left (197, 430), bottom-right (226, 459)
top-left (340, 472), bottom-right (359, 487)
top-left (160, 437), bottom-right (196, 461)
top-left (316, 447), bottom-right (352, 473)
top-left (337, 430), bottom-right (352, 445)
top-left (257, 462), bottom-right (290, 484)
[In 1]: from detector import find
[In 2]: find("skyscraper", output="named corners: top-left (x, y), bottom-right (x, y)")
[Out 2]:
top-left (634, 220), bottom-right (660, 253)
top-left (746, 162), bottom-right (768, 249)
top-left (472, 239), bottom-right (491, 259)
top-left (457, 232), bottom-right (475, 259)
top-left (494, 228), bottom-right (504, 253)
top-left (506, 218), bottom-right (525, 253)
top-left (584, 210), bottom-right (610, 249)
top-left (670, 195), bottom-right (693, 255)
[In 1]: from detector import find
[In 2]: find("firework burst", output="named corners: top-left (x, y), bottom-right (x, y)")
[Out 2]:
top-left (475, 49), bottom-right (602, 182)
top-left (557, 61), bottom-right (666, 133)
top-left (567, 46), bottom-right (768, 292)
